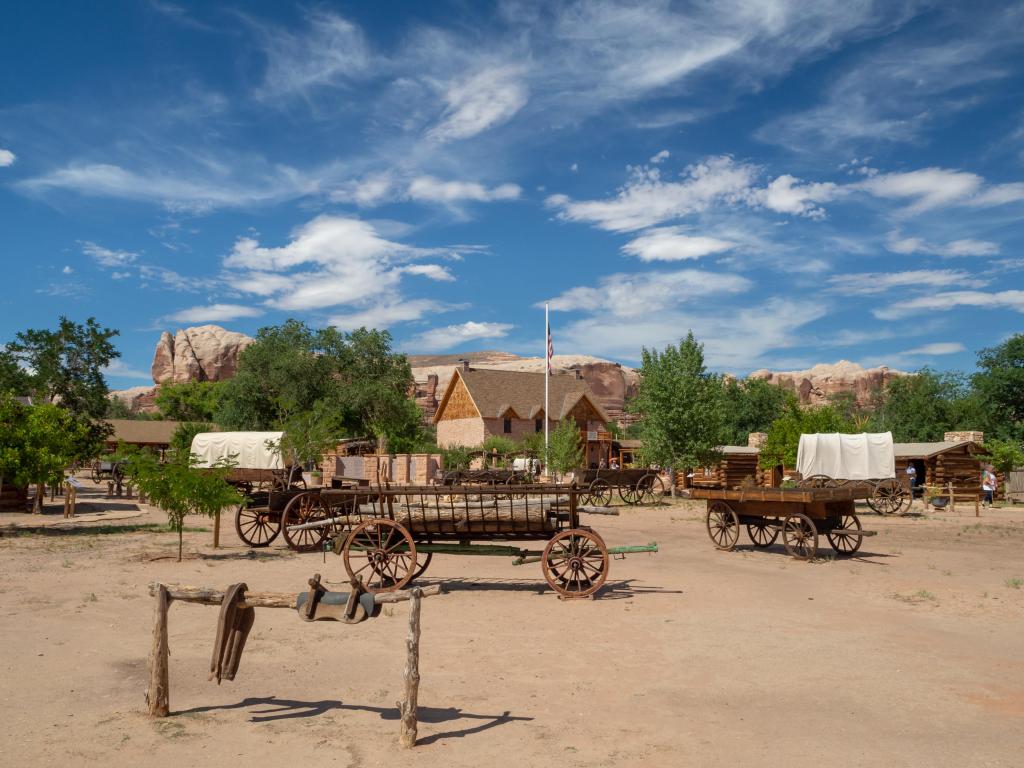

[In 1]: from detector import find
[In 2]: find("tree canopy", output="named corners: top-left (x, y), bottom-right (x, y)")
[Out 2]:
top-left (972, 334), bottom-right (1024, 439)
top-left (155, 381), bottom-right (226, 422)
top-left (630, 332), bottom-right (724, 471)
top-left (760, 401), bottom-right (856, 469)
top-left (720, 376), bottom-right (793, 446)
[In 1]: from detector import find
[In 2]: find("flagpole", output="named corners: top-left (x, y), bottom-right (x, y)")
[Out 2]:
top-left (544, 302), bottom-right (550, 476)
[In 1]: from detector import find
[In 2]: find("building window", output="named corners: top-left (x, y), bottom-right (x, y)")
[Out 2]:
top-left (503, 417), bottom-right (512, 434)
top-left (535, 418), bottom-right (543, 433)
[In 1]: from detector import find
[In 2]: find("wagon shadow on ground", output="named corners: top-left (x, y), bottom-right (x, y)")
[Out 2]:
top-left (176, 695), bottom-right (532, 743)
top-left (727, 543), bottom-right (900, 564)
top-left (418, 576), bottom-right (682, 600)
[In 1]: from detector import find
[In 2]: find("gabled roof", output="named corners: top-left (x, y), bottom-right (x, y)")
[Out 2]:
top-left (434, 368), bottom-right (610, 424)
top-left (893, 441), bottom-right (976, 459)
top-left (105, 419), bottom-right (184, 445)
top-left (720, 445), bottom-right (760, 455)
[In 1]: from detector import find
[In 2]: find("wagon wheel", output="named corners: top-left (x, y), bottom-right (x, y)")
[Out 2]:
top-left (870, 479), bottom-right (906, 516)
top-left (618, 480), bottom-right (641, 505)
top-left (234, 501), bottom-right (281, 547)
top-left (541, 528), bottom-right (609, 598)
top-left (505, 477), bottom-right (527, 500)
top-left (410, 538), bottom-right (434, 582)
top-left (826, 513), bottom-right (863, 556)
top-left (343, 519), bottom-right (417, 593)
top-left (798, 474), bottom-right (833, 489)
top-left (90, 464), bottom-right (101, 484)
top-left (587, 478), bottom-right (613, 507)
top-left (281, 492), bottom-right (330, 553)
top-left (112, 463), bottom-right (124, 483)
top-left (746, 520), bottom-right (778, 548)
top-left (781, 512), bottom-right (818, 560)
top-left (706, 502), bottom-right (740, 551)
top-left (639, 473), bottom-right (665, 505)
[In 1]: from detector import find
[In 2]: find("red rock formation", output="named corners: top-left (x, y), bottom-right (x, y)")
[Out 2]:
top-left (747, 361), bottom-right (906, 408)
top-left (151, 325), bottom-right (254, 384)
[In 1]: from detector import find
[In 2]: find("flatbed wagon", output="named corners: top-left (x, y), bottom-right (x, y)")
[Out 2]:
top-left (575, 467), bottom-right (665, 506)
top-left (689, 486), bottom-right (876, 560)
top-left (284, 483), bottom-right (658, 599)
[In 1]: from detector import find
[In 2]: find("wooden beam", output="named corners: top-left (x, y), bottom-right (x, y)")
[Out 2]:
top-left (146, 582), bottom-right (442, 608)
top-left (397, 588), bottom-right (422, 748)
top-left (146, 584), bottom-right (170, 717)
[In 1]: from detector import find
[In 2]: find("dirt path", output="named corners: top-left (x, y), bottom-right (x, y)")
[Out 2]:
top-left (1, 489), bottom-right (1022, 767)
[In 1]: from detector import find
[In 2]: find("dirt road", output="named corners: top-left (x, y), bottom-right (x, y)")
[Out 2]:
top-left (1, 487), bottom-right (1022, 767)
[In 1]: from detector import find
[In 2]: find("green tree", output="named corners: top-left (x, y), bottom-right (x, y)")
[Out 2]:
top-left (6, 316), bottom-right (119, 420)
top-left (760, 402), bottom-right (856, 469)
top-left (482, 435), bottom-right (518, 466)
top-left (155, 381), bottom-right (226, 422)
top-left (440, 445), bottom-right (473, 472)
top-left (547, 417), bottom-right (584, 480)
top-left (629, 332), bottom-right (724, 472)
top-left (169, 422), bottom-right (214, 460)
top-left (871, 368), bottom-right (968, 441)
top-left (0, 349), bottom-right (30, 395)
top-left (720, 377), bottom-right (792, 445)
top-left (980, 438), bottom-right (1024, 479)
top-left (122, 449), bottom-right (241, 562)
top-left (972, 335), bottom-right (1024, 439)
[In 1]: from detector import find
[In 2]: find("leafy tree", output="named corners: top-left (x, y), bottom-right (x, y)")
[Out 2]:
top-left (0, 395), bottom-right (93, 512)
top-left (6, 316), bottom-right (119, 421)
top-left (518, 431), bottom-right (544, 458)
top-left (440, 445), bottom-right (473, 472)
top-left (104, 396), bottom-right (134, 419)
top-left (215, 321), bottom-right (422, 454)
top-left (760, 402), bottom-right (856, 469)
top-left (980, 438), bottom-right (1024, 479)
top-left (720, 377), bottom-right (792, 445)
top-left (972, 335), bottom-right (1024, 439)
top-left (547, 417), bottom-right (584, 480)
top-left (482, 435), bottom-right (518, 466)
top-left (629, 332), bottom-right (724, 472)
top-left (155, 381), bottom-right (226, 422)
top-left (122, 448), bottom-right (241, 562)
top-left (871, 368), bottom-right (967, 441)
top-left (169, 422), bottom-right (214, 460)
top-left (0, 349), bottom-right (30, 395)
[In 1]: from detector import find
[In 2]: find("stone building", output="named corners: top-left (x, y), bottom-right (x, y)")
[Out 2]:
top-left (433, 364), bottom-right (611, 465)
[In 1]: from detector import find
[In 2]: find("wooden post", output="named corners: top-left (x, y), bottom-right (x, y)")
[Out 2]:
top-left (397, 587), bottom-right (422, 748)
top-left (213, 510), bottom-right (221, 549)
top-left (146, 584), bottom-right (171, 717)
top-left (948, 482), bottom-right (955, 514)
top-left (63, 484), bottom-right (71, 519)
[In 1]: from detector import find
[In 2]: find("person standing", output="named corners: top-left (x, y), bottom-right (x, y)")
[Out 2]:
top-left (905, 463), bottom-right (917, 494)
top-left (982, 466), bottom-right (997, 506)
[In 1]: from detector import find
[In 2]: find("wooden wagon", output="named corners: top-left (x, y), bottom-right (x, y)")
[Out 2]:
top-left (89, 458), bottom-right (125, 484)
top-left (190, 431), bottom-right (307, 548)
top-left (438, 467), bottom-right (533, 497)
top-left (575, 467), bottom-right (665, 506)
top-left (283, 483), bottom-right (658, 598)
top-left (690, 486), bottom-right (875, 560)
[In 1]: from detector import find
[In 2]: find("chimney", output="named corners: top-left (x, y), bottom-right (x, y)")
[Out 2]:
top-left (459, 359), bottom-right (470, 373)
top-left (574, 369), bottom-right (584, 380)
top-left (426, 373), bottom-right (438, 395)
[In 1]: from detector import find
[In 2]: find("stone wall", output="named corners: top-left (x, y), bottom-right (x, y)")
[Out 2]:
top-left (437, 417), bottom-right (487, 448)
top-left (944, 431), bottom-right (984, 444)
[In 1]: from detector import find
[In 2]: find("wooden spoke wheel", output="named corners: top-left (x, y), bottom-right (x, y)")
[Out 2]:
top-left (746, 520), bottom-right (779, 548)
top-left (782, 512), bottom-right (818, 560)
top-left (542, 528), bottom-right (609, 598)
top-left (618, 482), bottom-right (641, 505)
top-left (281, 492), bottom-right (330, 553)
top-left (826, 513), bottom-right (863, 555)
top-left (90, 466), bottom-right (101, 484)
top-left (706, 502), bottom-right (740, 551)
top-left (798, 474), bottom-right (834, 489)
top-left (234, 501), bottom-right (281, 547)
top-left (411, 538), bottom-right (434, 582)
top-left (638, 473), bottom-right (665, 505)
top-left (588, 478), bottom-right (613, 507)
top-left (343, 519), bottom-right (417, 593)
top-left (505, 477), bottom-right (527, 500)
top-left (869, 479), bottom-right (907, 515)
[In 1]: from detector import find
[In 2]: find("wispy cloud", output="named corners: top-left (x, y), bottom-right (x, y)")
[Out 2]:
top-left (621, 227), bottom-right (735, 262)
top-left (428, 66), bottom-right (528, 142)
top-left (0, 148), bottom-right (15, 167)
top-left (885, 231), bottom-right (999, 257)
top-left (81, 241), bottom-right (138, 267)
top-left (162, 303), bottom-right (264, 324)
top-left (875, 290), bottom-right (1024, 320)
top-left (405, 320), bottom-right (514, 352)
top-left (827, 269), bottom-right (979, 295)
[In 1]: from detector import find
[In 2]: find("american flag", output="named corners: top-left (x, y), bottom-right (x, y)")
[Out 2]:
top-left (546, 319), bottom-right (553, 372)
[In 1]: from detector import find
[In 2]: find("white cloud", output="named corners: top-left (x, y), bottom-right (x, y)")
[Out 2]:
top-left (547, 156), bottom-right (759, 232)
top-left (875, 290), bottom-right (1024, 320)
top-left (885, 231), bottom-right (999, 257)
top-left (570, 163), bottom-right (579, 173)
top-left (401, 264), bottom-right (455, 281)
top-left (81, 241), bottom-right (138, 267)
top-left (329, 300), bottom-right (446, 331)
top-left (0, 148), bottom-right (15, 167)
top-left (621, 227), bottom-right (735, 262)
top-left (406, 321), bottom-right (514, 352)
top-left (429, 66), bottom-right (528, 142)
top-left (857, 168), bottom-right (983, 214)
top-left (902, 342), bottom-right (965, 355)
top-left (61, 266), bottom-right (73, 275)
top-left (163, 303), bottom-right (263, 323)
top-left (102, 359), bottom-right (153, 380)
top-left (967, 182), bottom-right (1024, 207)
top-left (755, 174), bottom-right (841, 219)
top-left (111, 271), bottom-right (132, 280)
top-left (547, 268), bottom-right (750, 318)
top-left (649, 150), bottom-right (670, 164)
top-left (329, 173), bottom-right (398, 207)
top-left (407, 176), bottom-right (521, 204)
top-left (827, 269), bottom-right (980, 295)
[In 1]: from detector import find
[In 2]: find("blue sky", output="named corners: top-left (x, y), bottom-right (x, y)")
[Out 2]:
top-left (2, 1), bottom-right (1023, 389)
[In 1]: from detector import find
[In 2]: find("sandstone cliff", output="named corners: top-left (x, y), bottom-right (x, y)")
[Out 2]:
top-left (748, 361), bottom-right (906, 407)
top-left (151, 325), bottom-right (254, 384)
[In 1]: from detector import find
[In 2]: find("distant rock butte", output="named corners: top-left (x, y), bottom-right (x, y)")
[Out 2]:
top-left (748, 361), bottom-right (907, 407)
top-left (409, 351), bottom-right (641, 426)
top-left (151, 325), bottom-right (254, 385)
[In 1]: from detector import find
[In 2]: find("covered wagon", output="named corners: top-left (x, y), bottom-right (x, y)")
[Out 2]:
top-left (795, 432), bottom-right (910, 514)
top-left (190, 431), bottom-right (306, 547)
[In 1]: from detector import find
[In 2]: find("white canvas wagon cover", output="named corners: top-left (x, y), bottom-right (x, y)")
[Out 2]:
top-left (190, 431), bottom-right (285, 470)
top-left (796, 432), bottom-right (895, 481)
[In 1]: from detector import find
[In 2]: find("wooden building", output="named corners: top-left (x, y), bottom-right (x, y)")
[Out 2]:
top-left (680, 446), bottom-right (770, 490)
top-left (433, 364), bottom-right (612, 466)
top-left (894, 440), bottom-right (983, 494)
top-left (104, 419), bottom-right (184, 458)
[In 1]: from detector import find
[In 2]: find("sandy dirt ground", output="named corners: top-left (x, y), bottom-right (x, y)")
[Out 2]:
top-left (1, 482), bottom-right (1022, 767)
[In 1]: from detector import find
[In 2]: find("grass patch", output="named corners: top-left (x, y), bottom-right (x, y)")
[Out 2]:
top-left (0, 523), bottom-right (209, 538)
top-left (892, 589), bottom-right (937, 604)
top-left (1006, 577), bottom-right (1023, 590)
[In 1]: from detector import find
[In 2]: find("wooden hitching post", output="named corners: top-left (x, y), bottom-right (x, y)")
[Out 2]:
top-left (213, 510), bottom-right (221, 549)
top-left (398, 587), bottom-right (422, 748)
top-left (146, 584), bottom-right (171, 717)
